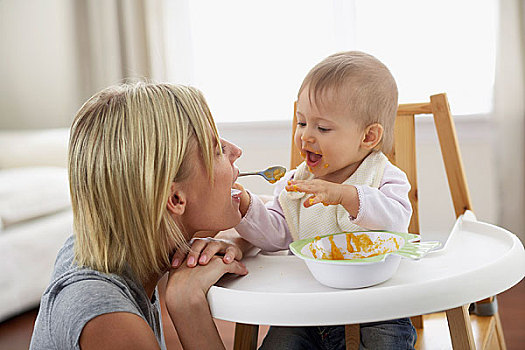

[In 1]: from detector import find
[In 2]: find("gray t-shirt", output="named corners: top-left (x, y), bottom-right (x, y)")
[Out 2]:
top-left (30, 235), bottom-right (166, 349)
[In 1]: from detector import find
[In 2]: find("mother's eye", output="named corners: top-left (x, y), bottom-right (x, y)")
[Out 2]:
top-left (215, 145), bottom-right (226, 156)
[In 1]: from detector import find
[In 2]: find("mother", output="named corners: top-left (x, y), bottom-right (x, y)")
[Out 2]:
top-left (30, 82), bottom-right (249, 349)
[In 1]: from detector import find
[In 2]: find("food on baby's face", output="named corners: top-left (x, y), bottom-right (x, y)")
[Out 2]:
top-left (308, 233), bottom-right (401, 260)
top-left (324, 163), bottom-right (329, 168)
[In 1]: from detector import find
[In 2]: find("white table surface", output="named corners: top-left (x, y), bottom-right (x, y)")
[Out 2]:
top-left (208, 213), bottom-right (525, 326)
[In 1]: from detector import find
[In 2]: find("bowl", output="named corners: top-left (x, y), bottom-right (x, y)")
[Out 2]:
top-left (289, 231), bottom-right (439, 289)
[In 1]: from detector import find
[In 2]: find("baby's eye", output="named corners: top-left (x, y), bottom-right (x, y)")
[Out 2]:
top-left (318, 126), bottom-right (331, 132)
top-left (297, 121), bottom-right (306, 127)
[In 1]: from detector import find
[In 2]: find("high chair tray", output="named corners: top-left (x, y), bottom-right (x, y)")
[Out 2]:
top-left (208, 211), bottom-right (525, 326)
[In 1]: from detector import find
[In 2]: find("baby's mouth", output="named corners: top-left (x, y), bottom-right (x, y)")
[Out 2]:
top-left (306, 151), bottom-right (323, 168)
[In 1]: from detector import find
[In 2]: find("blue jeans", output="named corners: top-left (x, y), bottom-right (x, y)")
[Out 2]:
top-left (259, 318), bottom-right (416, 350)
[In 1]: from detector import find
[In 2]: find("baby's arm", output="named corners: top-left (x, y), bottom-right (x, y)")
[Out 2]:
top-left (349, 164), bottom-right (412, 232)
top-left (288, 163), bottom-right (412, 232)
top-left (234, 172), bottom-right (294, 252)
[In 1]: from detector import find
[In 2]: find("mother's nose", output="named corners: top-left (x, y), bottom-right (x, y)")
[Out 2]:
top-left (231, 142), bottom-right (242, 160)
top-left (222, 139), bottom-right (243, 161)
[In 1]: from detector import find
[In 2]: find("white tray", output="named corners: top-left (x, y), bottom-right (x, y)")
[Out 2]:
top-left (208, 211), bottom-right (525, 326)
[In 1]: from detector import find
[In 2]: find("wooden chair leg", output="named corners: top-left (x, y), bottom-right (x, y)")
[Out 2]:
top-left (445, 305), bottom-right (476, 349)
top-left (410, 315), bottom-right (424, 329)
top-left (234, 323), bottom-right (259, 350)
top-left (494, 313), bottom-right (507, 350)
top-left (345, 324), bottom-right (360, 350)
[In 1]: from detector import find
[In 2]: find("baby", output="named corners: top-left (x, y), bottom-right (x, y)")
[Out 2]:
top-left (235, 51), bottom-right (417, 349)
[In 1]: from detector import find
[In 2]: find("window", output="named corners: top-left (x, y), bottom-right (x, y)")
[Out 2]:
top-left (164, 0), bottom-right (497, 122)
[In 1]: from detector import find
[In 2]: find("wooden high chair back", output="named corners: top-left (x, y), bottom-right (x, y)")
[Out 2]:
top-left (289, 93), bottom-right (506, 349)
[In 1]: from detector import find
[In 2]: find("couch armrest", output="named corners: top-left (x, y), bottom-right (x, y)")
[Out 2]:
top-left (0, 128), bottom-right (69, 169)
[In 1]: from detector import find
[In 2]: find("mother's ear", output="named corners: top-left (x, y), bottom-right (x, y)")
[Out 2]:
top-left (167, 183), bottom-right (186, 216)
top-left (361, 123), bottom-right (384, 150)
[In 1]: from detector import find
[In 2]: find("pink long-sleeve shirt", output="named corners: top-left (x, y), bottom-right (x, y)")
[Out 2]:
top-left (235, 162), bottom-right (412, 252)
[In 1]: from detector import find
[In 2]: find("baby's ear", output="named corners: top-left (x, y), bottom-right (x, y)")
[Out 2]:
top-left (361, 123), bottom-right (384, 150)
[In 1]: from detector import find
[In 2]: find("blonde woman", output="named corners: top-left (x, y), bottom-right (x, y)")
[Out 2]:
top-left (30, 82), bottom-right (249, 349)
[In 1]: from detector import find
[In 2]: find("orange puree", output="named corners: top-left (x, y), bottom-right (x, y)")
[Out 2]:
top-left (345, 234), bottom-right (355, 253)
top-left (308, 233), bottom-right (400, 260)
top-left (328, 236), bottom-right (344, 259)
top-left (287, 185), bottom-right (299, 192)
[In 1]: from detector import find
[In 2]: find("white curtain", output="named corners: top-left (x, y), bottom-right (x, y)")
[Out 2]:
top-left (494, 0), bottom-right (525, 241)
top-left (73, 0), bottom-right (167, 101)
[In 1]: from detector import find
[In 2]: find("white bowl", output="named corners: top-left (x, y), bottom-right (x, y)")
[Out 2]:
top-left (289, 231), bottom-right (438, 289)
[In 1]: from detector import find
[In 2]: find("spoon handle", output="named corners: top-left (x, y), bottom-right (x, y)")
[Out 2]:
top-left (238, 172), bottom-right (261, 177)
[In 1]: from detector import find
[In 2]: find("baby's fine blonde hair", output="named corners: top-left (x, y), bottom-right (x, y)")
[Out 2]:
top-left (298, 51), bottom-right (398, 152)
top-left (69, 82), bottom-right (219, 283)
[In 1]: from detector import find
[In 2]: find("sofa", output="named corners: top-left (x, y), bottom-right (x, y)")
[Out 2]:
top-left (0, 128), bottom-right (72, 322)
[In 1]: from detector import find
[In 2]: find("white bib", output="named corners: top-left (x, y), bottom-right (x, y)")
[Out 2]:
top-left (279, 151), bottom-right (388, 241)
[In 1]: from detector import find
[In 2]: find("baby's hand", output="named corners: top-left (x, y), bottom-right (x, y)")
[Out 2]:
top-left (171, 236), bottom-right (243, 268)
top-left (286, 179), bottom-right (355, 209)
top-left (233, 182), bottom-right (250, 217)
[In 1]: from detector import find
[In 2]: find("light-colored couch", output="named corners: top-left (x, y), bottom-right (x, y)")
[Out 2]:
top-left (0, 128), bottom-right (72, 321)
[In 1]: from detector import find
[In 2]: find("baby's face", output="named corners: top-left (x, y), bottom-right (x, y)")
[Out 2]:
top-left (294, 88), bottom-right (369, 184)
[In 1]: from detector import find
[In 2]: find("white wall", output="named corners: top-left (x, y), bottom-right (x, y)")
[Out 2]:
top-left (0, 0), bottom-right (80, 129)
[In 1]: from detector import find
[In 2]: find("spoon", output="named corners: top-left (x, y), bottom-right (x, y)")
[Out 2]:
top-left (239, 165), bottom-right (287, 183)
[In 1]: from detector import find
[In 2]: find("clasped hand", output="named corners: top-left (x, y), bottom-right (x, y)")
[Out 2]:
top-left (167, 236), bottom-right (247, 298)
top-left (171, 236), bottom-right (244, 268)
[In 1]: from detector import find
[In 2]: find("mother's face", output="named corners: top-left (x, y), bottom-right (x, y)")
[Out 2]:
top-left (179, 138), bottom-right (243, 237)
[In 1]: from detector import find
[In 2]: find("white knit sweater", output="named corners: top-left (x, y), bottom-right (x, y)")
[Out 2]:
top-left (278, 151), bottom-right (388, 241)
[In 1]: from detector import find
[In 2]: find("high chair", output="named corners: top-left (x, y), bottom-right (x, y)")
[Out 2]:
top-left (225, 92), bottom-right (519, 350)
top-left (287, 93), bottom-right (506, 349)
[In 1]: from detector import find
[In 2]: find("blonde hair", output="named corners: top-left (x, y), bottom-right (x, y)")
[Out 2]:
top-left (298, 51), bottom-right (398, 152)
top-left (68, 82), bottom-right (220, 283)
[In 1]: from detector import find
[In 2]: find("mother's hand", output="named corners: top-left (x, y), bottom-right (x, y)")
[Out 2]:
top-left (165, 256), bottom-right (248, 350)
top-left (168, 255), bottom-right (247, 294)
top-left (171, 236), bottom-right (244, 268)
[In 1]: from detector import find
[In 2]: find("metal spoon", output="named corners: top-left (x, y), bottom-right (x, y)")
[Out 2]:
top-left (239, 165), bottom-right (287, 183)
